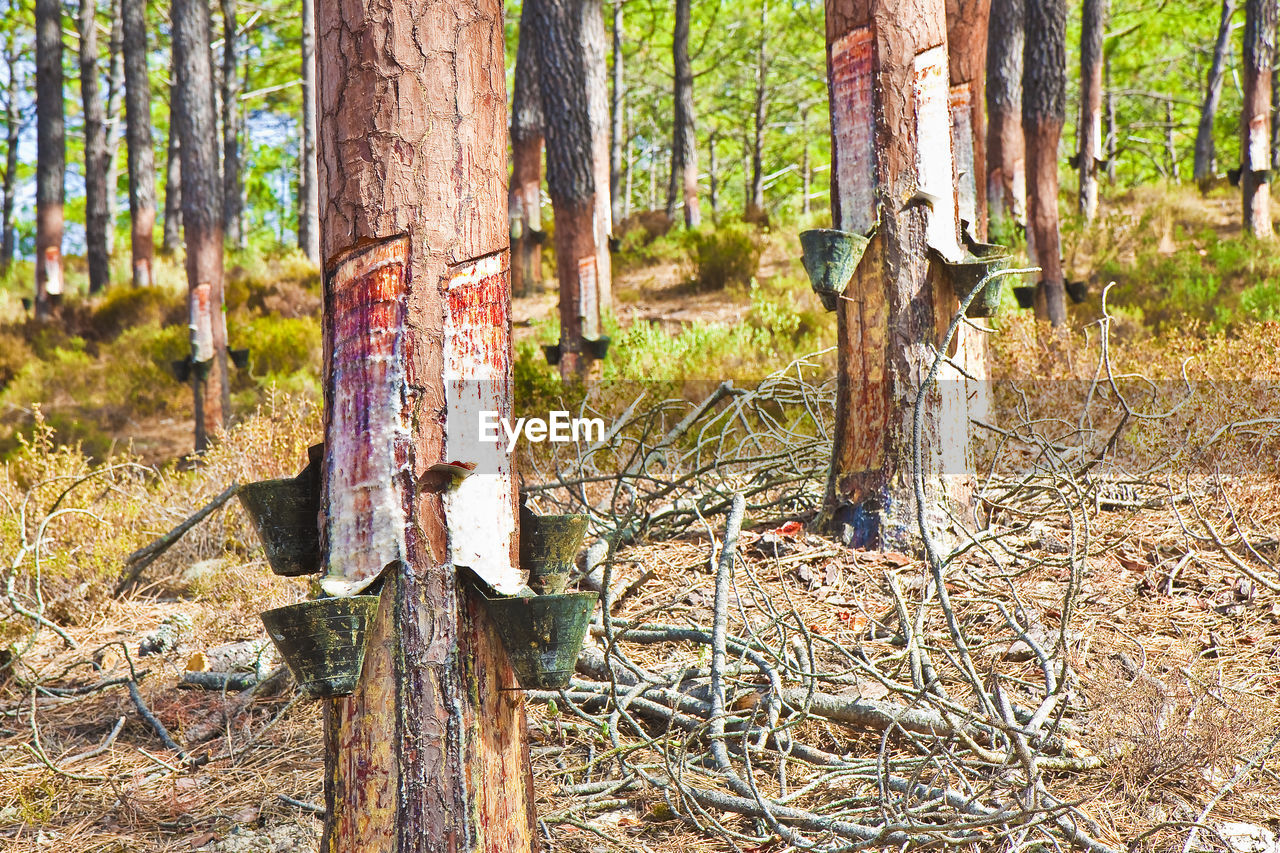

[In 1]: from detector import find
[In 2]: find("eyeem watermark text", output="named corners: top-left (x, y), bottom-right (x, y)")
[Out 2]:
top-left (479, 411), bottom-right (607, 452)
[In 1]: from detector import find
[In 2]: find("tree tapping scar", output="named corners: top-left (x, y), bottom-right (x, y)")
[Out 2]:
top-left (190, 282), bottom-right (214, 363)
top-left (577, 256), bottom-right (599, 339)
top-left (949, 84), bottom-right (977, 232)
top-left (830, 26), bottom-right (875, 235)
top-left (913, 44), bottom-right (962, 262)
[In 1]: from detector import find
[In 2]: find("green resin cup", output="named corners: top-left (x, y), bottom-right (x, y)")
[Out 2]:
top-left (260, 595), bottom-right (380, 699)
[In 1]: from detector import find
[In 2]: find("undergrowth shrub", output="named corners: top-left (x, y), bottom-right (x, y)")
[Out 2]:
top-left (688, 224), bottom-right (764, 291)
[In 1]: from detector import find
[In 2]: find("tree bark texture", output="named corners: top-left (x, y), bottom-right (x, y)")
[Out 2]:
top-left (529, 0), bottom-right (607, 378)
top-left (1077, 0), bottom-right (1107, 220)
top-left (610, 0), bottom-right (625, 226)
top-left (511, 2), bottom-right (544, 297)
top-left (1242, 0), bottom-right (1276, 238)
top-left (79, 0), bottom-right (111, 294)
top-left (944, 0), bottom-right (990, 240)
top-left (3, 11), bottom-right (23, 273)
top-left (1022, 0), bottom-right (1066, 324)
top-left (1195, 2), bottom-right (1236, 184)
top-left (822, 0), bottom-right (975, 550)
top-left (105, 0), bottom-right (125, 258)
top-left (174, 0), bottom-right (228, 451)
top-left (163, 109), bottom-right (182, 252)
top-left (298, 0), bottom-right (320, 263)
top-left (222, 0), bottom-right (243, 249)
top-left (749, 0), bottom-right (768, 215)
top-left (582, 0), bottom-right (612, 312)
top-left (985, 0), bottom-right (1024, 225)
top-left (313, 0), bottom-right (536, 847)
top-left (668, 0), bottom-right (701, 227)
top-left (122, 0), bottom-right (156, 287)
top-left (35, 0), bottom-right (64, 319)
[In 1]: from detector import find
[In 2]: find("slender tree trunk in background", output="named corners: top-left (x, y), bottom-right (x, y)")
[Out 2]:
top-left (1195, 0), bottom-right (1236, 185)
top-left (1105, 56), bottom-right (1117, 182)
top-left (530, 0), bottom-right (606, 379)
top-left (985, 0), bottom-right (1024, 226)
top-left (668, 0), bottom-right (700, 227)
top-left (610, 0), bottom-right (625, 226)
top-left (945, 0), bottom-right (991, 239)
top-left (511, 2), bottom-right (544, 297)
top-left (749, 0), bottom-right (768, 215)
top-left (582, 0), bottom-right (612, 312)
top-left (1076, 0), bottom-right (1106, 220)
top-left (314, 0), bottom-right (536, 845)
top-left (1242, 0), bottom-right (1276, 238)
top-left (708, 129), bottom-right (720, 219)
top-left (80, 0), bottom-right (111, 294)
top-left (1022, 0), bottom-right (1067, 325)
top-left (174, 0), bottom-right (228, 451)
top-left (298, 0), bottom-right (319, 263)
top-left (35, 0), bottom-right (64, 319)
top-left (2, 4), bottom-right (23, 275)
top-left (649, 145), bottom-right (657, 210)
top-left (1272, 62), bottom-right (1280, 170)
top-left (123, 0), bottom-right (156, 287)
top-left (623, 104), bottom-right (633, 219)
top-left (104, 0), bottom-right (124, 258)
top-left (163, 109), bottom-right (182, 252)
top-left (800, 110), bottom-right (811, 216)
top-left (822, 0), bottom-right (974, 548)
top-left (221, 0), bottom-right (243, 250)
top-left (1165, 101), bottom-right (1179, 180)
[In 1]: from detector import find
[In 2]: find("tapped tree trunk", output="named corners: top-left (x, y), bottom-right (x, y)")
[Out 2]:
top-left (80, 0), bottom-right (111, 294)
top-left (122, 0), bottom-right (156, 287)
top-left (1242, 0), bottom-right (1276, 238)
top-left (221, 0), bottom-right (243, 249)
top-left (174, 0), bottom-right (228, 451)
top-left (1077, 0), bottom-right (1107, 220)
top-left (945, 0), bottom-right (991, 239)
top-left (298, 0), bottom-right (319, 263)
top-left (163, 111), bottom-right (182, 252)
top-left (582, 0), bottom-right (612, 312)
top-left (1195, 1), bottom-right (1236, 185)
top-left (35, 0), bottom-right (64, 319)
top-left (1022, 0), bottom-right (1067, 324)
top-left (610, 0), bottom-right (625, 226)
top-left (985, 0), bottom-right (1024, 226)
top-left (668, 0), bottom-right (700, 227)
top-left (511, 1), bottom-right (545, 297)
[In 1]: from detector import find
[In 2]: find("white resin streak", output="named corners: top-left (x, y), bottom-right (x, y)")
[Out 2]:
top-left (914, 45), bottom-right (963, 263)
top-left (442, 254), bottom-right (523, 595)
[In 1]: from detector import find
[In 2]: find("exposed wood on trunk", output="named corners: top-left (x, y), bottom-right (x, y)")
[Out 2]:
top-left (314, 0), bottom-right (536, 845)
top-left (511, 3), bottom-right (545, 298)
top-left (35, 0), bottom-right (64, 320)
top-left (122, 0), bottom-right (156, 287)
top-left (582, 0), bottom-right (613, 312)
top-left (222, 0), bottom-right (243, 249)
top-left (1242, 0), bottom-right (1276, 238)
top-left (1077, 0), bottom-right (1107, 220)
top-left (79, 0), bottom-right (110, 294)
top-left (298, 0), bottom-right (319, 263)
top-left (1022, 0), bottom-right (1067, 324)
top-left (668, 0), bottom-right (701, 227)
top-left (610, 0), bottom-right (626, 226)
top-left (945, 0), bottom-right (991, 239)
top-left (822, 0), bottom-right (974, 550)
top-left (163, 88), bottom-right (183, 253)
top-left (1195, 1), bottom-right (1237, 185)
top-left (174, 0), bottom-right (228, 451)
top-left (985, 0), bottom-right (1024, 225)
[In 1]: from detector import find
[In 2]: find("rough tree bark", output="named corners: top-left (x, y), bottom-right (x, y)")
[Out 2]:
top-left (79, 0), bottom-right (110, 294)
top-left (530, 0), bottom-right (607, 378)
top-left (173, 0), bottom-right (228, 451)
top-left (1195, 2), bottom-right (1236, 184)
top-left (610, 0), bottom-right (625, 226)
top-left (1022, 0), bottom-right (1067, 324)
top-left (582, 0), bottom-right (612, 311)
top-left (104, 0), bottom-right (124, 258)
top-left (668, 0), bottom-right (701, 227)
top-left (1242, 0), bottom-right (1276, 238)
top-left (122, 0), bottom-right (156, 287)
top-left (35, 0), bottom-right (64, 319)
top-left (221, 0), bottom-right (242, 249)
top-left (298, 0), bottom-right (319, 263)
top-left (313, 0), bottom-right (537, 847)
top-left (985, 0), bottom-right (1024, 225)
top-left (749, 0), bottom-right (768, 216)
top-left (1, 37), bottom-right (18, 274)
top-left (511, 2), bottom-right (544, 297)
top-left (944, 0), bottom-right (991, 239)
top-left (1077, 0), bottom-right (1107, 220)
top-left (822, 0), bottom-right (975, 548)
top-left (163, 73), bottom-right (183, 253)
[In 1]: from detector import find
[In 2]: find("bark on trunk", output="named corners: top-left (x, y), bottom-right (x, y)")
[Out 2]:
top-left (945, 0), bottom-right (991, 239)
top-left (80, 0), bottom-right (110, 294)
top-left (222, 0), bottom-right (243, 249)
top-left (801, 111), bottom-right (811, 216)
top-left (511, 1), bottom-right (544, 297)
top-left (298, 0), bottom-right (319, 263)
top-left (163, 109), bottom-right (182, 252)
top-left (822, 0), bottom-right (975, 549)
top-left (985, 0), bottom-right (1024, 225)
top-left (174, 0), bottom-right (228, 451)
top-left (530, 0), bottom-right (606, 378)
top-left (1022, 0), bottom-right (1067, 324)
top-left (35, 0), bottom-right (64, 319)
top-left (1242, 0), bottom-right (1276, 238)
top-left (668, 0), bottom-right (700, 227)
top-left (1076, 0), bottom-right (1106, 220)
top-left (104, 0), bottom-right (124, 258)
top-left (749, 0), bottom-right (768, 215)
top-left (1, 44), bottom-right (18, 273)
top-left (314, 0), bottom-right (537, 847)
top-left (708, 129), bottom-right (720, 218)
top-left (1195, 1), bottom-right (1236, 185)
top-left (582, 0), bottom-right (612, 311)
top-left (610, 0), bottom-right (625, 226)
top-left (122, 0), bottom-right (156, 287)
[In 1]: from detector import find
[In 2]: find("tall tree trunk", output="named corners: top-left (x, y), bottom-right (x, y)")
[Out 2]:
top-left (80, 0), bottom-right (110, 294)
top-left (985, 0), bottom-right (1024, 225)
top-left (163, 107), bottom-right (182, 252)
top-left (822, 0), bottom-right (974, 548)
top-left (1242, 0), bottom-right (1276, 238)
top-left (1077, 0), bottom-right (1107, 220)
top-left (221, 0), bottom-right (242, 249)
top-left (945, 0), bottom-right (991, 239)
top-left (668, 0), bottom-right (700, 227)
top-left (749, 0), bottom-right (768, 215)
top-left (313, 0), bottom-right (537, 846)
top-left (35, 0), bottom-right (64, 319)
top-left (649, 144), bottom-right (658, 210)
top-left (511, 1), bottom-right (544, 297)
top-left (298, 0), bottom-right (319, 263)
top-left (174, 0), bottom-right (228, 451)
top-left (2, 10), bottom-right (23, 275)
top-left (708, 128), bottom-right (720, 219)
top-left (122, 0), bottom-right (156, 287)
top-left (1195, 1), bottom-right (1236, 185)
top-left (610, 0), bottom-right (625, 226)
top-left (582, 0), bottom-right (612, 313)
top-left (623, 103), bottom-right (633, 219)
top-left (104, 0), bottom-right (124, 258)
top-left (800, 111), bottom-right (811, 216)
top-left (1022, 0), bottom-right (1067, 324)
top-left (530, 0), bottom-right (606, 378)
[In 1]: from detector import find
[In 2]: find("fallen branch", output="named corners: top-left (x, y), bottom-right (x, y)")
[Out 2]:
top-left (115, 483), bottom-right (240, 596)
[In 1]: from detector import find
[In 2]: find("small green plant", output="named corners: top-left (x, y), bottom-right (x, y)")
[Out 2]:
top-left (688, 224), bottom-right (764, 291)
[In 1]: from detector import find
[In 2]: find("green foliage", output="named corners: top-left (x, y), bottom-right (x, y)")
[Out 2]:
top-left (688, 224), bottom-right (765, 291)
